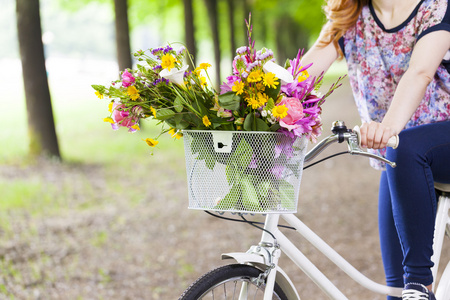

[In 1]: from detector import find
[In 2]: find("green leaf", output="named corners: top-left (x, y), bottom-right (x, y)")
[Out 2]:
top-left (243, 113), bottom-right (254, 131)
top-left (264, 80), bottom-right (281, 101)
top-left (241, 176), bottom-right (263, 211)
top-left (269, 123), bottom-right (281, 132)
top-left (278, 180), bottom-right (296, 210)
top-left (257, 181), bottom-right (271, 198)
top-left (91, 84), bottom-right (106, 92)
top-left (165, 114), bottom-right (190, 130)
top-left (186, 113), bottom-right (201, 128)
top-left (155, 108), bottom-right (176, 120)
top-left (196, 148), bottom-right (216, 170)
top-left (174, 96), bottom-right (184, 112)
top-left (265, 97), bottom-right (275, 111)
top-left (218, 92), bottom-right (241, 111)
top-left (225, 138), bottom-right (253, 185)
top-left (193, 102), bottom-right (208, 116)
top-left (244, 113), bottom-right (270, 131)
top-left (216, 183), bottom-right (241, 210)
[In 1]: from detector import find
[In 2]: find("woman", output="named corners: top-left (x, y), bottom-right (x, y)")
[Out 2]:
top-left (302, 0), bottom-right (450, 299)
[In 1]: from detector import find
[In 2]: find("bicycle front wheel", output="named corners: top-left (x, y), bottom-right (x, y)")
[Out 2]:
top-left (179, 264), bottom-right (288, 300)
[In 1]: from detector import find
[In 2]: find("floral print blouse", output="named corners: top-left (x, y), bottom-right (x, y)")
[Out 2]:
top-left (339, 0), bottom-right (450, 169)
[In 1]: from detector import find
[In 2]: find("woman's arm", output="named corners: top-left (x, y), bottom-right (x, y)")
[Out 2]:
top-left (360, 30), bottom-right (450, 149)
top-left (301, 23), bottom-right (339, 78)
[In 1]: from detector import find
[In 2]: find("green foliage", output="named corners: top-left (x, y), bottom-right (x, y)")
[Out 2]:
top-left (243, 113), bottom-right (270, 132)
top-left (218, 92), bottom-right (241, 111)
top-left (254, 0), bottom-right (326, 37)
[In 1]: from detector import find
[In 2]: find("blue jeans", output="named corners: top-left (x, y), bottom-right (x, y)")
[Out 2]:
top-left (378, 121), bottom-right (450, 300)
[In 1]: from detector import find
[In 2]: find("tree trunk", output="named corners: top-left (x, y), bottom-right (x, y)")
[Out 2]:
top-left (183, 0), bottom-right (196, 68)
top-left (114, 0), bottom-right (132, 71)
top-left (275, 16), bottom-right (309, 64)
top-left (16, 0), bottom-right (60, 159)
top-left (226, 0), bottom-right (236, 61)
top-left (204, 0), bottom-right (221, 88)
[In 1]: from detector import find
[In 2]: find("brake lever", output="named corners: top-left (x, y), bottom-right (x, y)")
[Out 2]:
top-left (347, 129), bottom-right (397, 168)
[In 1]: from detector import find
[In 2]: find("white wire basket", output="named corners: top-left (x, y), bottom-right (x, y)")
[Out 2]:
top-left (183, 130), bottom-right (308, 214)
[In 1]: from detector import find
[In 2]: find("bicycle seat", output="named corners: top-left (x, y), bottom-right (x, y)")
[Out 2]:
top-left (435, 182), bottom-right (450, 193)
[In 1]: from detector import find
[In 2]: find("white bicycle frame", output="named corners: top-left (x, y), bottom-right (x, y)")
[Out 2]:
top-left (221, 122), bottom-right (450, 299)
top-left (223, 192), bottom-right (450, 299)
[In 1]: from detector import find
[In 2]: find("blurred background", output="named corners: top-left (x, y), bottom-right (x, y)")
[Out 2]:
top-left (3, 0), bottom-right (447, 299)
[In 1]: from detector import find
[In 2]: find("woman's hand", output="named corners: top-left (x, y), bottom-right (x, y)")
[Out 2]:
top-left (359, 121), bottom-right (398, 149)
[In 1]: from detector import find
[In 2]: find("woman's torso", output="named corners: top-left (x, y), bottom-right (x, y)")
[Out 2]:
top-left (339, 0), bottom-right (450, 168)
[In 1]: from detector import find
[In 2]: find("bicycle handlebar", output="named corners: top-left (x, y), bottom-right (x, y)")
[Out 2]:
top-left (304, 121), bottom-right (398, 168)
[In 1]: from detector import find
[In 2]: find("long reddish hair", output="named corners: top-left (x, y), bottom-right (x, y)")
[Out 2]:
top-left (318, 0), bottom-right (369, 58)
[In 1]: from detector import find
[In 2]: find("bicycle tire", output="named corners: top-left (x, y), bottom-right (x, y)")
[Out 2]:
top-left (178, 264), bottom-right (289, 300)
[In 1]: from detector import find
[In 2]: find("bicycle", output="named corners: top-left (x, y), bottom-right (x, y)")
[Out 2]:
top-left (178, 120), bottom-right (450, 300)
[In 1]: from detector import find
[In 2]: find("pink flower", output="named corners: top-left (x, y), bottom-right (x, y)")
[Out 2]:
top-left (112, 103), bottom-right (137, 128)
top-left (278, 97), bottom-right (304, 130)
top-left (121, 70), bottom-right (135, 87)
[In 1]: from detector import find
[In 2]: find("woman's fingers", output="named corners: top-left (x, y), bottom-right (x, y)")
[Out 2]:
top-left (360, 122), bottom-right (397, 149)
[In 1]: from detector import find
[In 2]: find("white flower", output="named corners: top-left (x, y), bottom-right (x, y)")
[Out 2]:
top-left (311, 90), bottom-right (323, 98)
top-left (263, 61), bottom-right (294, 85)
top-left (160, 65), bottom-right (189, 86)
top-left (261, 110), bottom-right (268, 117)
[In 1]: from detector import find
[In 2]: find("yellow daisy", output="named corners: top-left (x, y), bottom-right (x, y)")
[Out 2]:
top-left (272, 105), bottom-right (289, 119)
top-left (257, 92), bottom-right (269, 107)
top-left (247, 70), bottom-right (263, 83)
top-left (246, 96), bottom-right (260, 109)
top-left (103, 117), bottom-right (115, 124)
top-left (263, 72), bottom-right (279, 89)
top-left (193, 67), bottom-right (201, 77)
top-left (150, 107), bottom-right (157, 118)
top-left (143, 138), bottom-right (159, 147)
top-left (95, 91), bottom-right (104, 99)
top-left (232, 80), bottom-right (245, 95)
top-left (200, 76), bottom-right (207, 87)
top-left (199, 62), bottom-right (211, 70)
top-left (161, 53), bottom-right (176, 71)
top-left (168, 128), bottom-right (176, 136)
top-left (127, 85), bottom-right (140, 100)
top-left (202, 115), bottom-right (211, 127)
top-left (298, 70), bottom-right (309, 82)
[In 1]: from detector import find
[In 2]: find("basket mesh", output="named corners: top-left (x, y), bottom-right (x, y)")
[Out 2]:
top-left (183, 131), bottom-right (308, 213)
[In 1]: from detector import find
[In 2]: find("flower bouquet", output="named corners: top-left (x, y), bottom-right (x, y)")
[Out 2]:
top-left (92, 19), bottom-right (343, 213)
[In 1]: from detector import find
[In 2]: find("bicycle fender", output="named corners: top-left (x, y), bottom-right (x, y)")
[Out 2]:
top-left (222, 252), bottom-right (301, 300)
top-left (435, 260), bottom-right (450, 300)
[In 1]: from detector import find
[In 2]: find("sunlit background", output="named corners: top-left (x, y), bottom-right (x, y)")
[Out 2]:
top-left (2, 0), bottom-right (345, 162)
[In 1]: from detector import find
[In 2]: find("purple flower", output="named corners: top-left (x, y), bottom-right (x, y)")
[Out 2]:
top-left (236, 46), bottom-right (248, 55)
top-left (255, 49), bottom-right (274, 61)
top-left (275, 140), bottom-right (294, 159)
top-left (271, 165), bottom-right (285, 179)
top-left (151, 48), bottom-right (162, 56)
top-left (176, 46), bottom-right (186, 55)
top-left (163, 46), bottom-right (173, 54)
top-left (249, 154), bottom-right (258, 168)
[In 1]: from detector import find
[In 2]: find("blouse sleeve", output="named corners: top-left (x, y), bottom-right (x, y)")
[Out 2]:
top-left (417, 0), bottom-right (450, 41)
